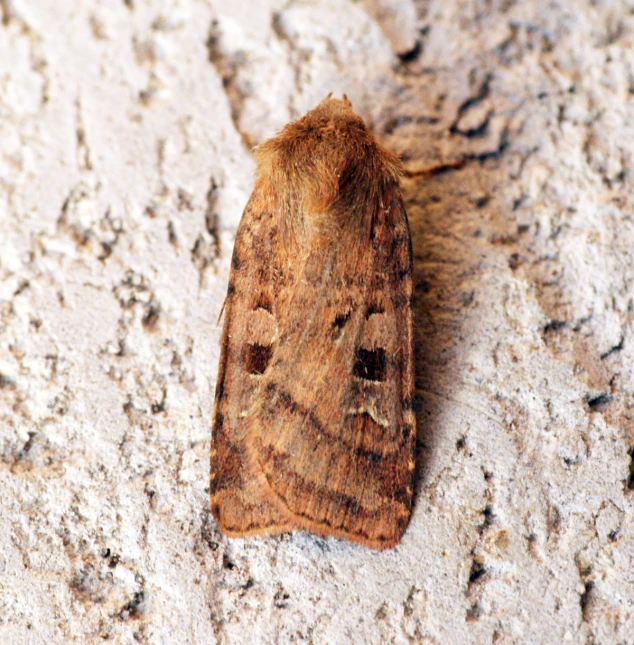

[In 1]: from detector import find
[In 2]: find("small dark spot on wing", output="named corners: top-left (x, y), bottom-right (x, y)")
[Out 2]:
top-left (366, 302), bottom-right (385, 318)
top-left (252, 293), bottom-right (273, 312)
top-left (332, 310), bottom-right (351, 339)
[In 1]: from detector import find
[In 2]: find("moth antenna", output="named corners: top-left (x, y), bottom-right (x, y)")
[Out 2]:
top-left (216, 297), bottom-right (227, 326)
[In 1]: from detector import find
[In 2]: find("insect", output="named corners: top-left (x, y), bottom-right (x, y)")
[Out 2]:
top-left (210, 95), bottom-right (415, 550)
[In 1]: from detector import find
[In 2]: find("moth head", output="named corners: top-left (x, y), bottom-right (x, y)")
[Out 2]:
top-left (308, 94), bottom-right (358, 124)
top-left (253, 96), bottom-right (403, 220)
top-left (255, 95), bottom-right (367, 160)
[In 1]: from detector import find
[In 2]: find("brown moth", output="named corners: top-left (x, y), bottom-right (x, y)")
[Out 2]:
top-left (210, 96), bottom-right (415, 550)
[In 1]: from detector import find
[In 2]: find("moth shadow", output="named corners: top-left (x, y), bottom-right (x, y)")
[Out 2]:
top-left (404, 162), bottom-right (504, 510)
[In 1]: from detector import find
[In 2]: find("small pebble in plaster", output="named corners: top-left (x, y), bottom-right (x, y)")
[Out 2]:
top-left (209, 96), bottom-right (415, 550)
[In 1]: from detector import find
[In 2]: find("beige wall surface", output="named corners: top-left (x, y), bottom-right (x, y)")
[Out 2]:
top-left (1, 0), bottom-right (633, 643)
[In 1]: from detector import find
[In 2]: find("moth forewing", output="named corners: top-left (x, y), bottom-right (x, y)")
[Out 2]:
top-left (210, 96), bottom-right (415, 550)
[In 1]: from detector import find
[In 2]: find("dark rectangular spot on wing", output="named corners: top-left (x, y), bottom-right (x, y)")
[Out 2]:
top-left (353, 347), bottom-right (386, 382)
top-left (245, 343), bottom-right (273, 375)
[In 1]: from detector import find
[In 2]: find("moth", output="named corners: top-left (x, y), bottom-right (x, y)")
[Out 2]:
top-left (210, 96), bottom-right (415, 550)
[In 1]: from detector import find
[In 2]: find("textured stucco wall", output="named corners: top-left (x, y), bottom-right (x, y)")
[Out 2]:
top-left (1, 0), bottom-right (633, 643)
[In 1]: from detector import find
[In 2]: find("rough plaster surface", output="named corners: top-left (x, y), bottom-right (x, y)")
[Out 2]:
top-left (1, 0), bottom-right (633, 643)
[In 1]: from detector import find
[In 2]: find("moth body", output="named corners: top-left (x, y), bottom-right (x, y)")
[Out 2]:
top-left (210, 96), bottom-right (415, 550)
